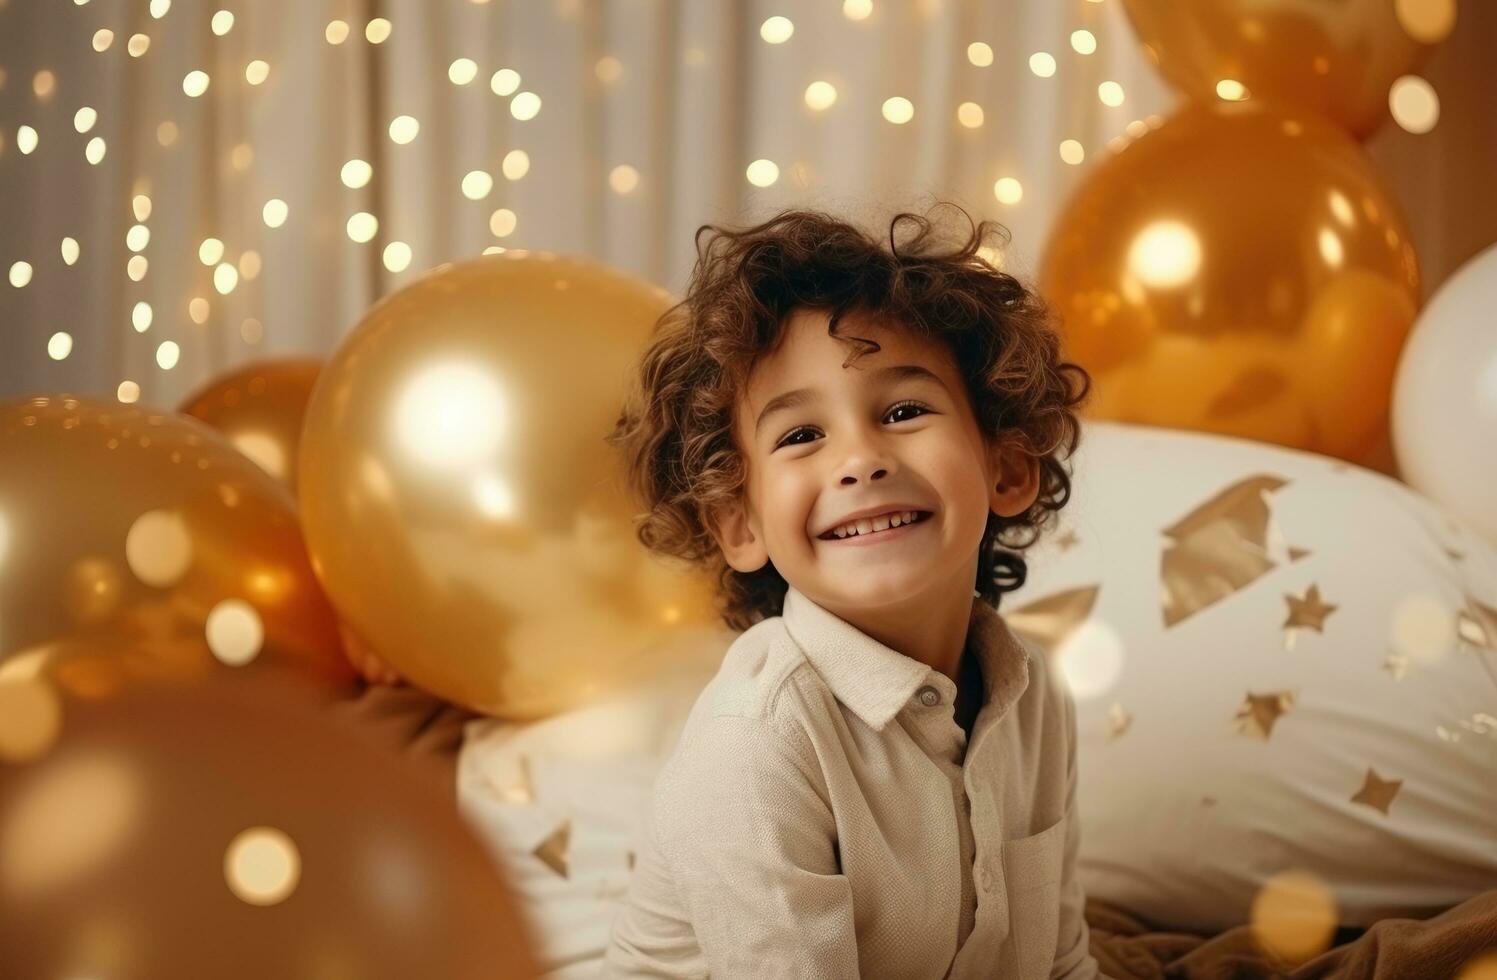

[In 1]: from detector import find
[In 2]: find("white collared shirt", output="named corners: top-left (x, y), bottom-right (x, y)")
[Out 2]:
top-left (603, 584), bottom-right (1102, 979)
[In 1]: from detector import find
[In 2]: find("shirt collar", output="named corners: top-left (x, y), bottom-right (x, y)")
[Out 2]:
top-left (780, 584), bottom-right (1032, 732)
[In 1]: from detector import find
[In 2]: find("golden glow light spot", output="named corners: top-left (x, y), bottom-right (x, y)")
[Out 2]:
top-left (189, 297), bottom-right (210, 324)
top-left (127, 33), bottom-right (150, 57)
top-left (117, 380), bottom-right (140, 403)
top-left (804, 81), bottom-right (837, 111)
top-left (17, 126), bottom-right (38, 155)
top-left (347, 212), bottom-right (379, 243)
top-left (33, 70), bottom-right (56, 100)
top-left (241, 318), bottom-right (263, 344)
top-left (0, 675), bottom-right (61, 764)
top-left (957, 102), bottom-right (984, 128)
top-left (389, 114), bottom-right (419, 144)
top-left (132, 301), bottom-right (153, 332)
top-left (126, 224), bottom-right (150, 252)
top-left (1099, 81), bottom-right (1125, 106)
top-left (365, 18), bottom-right (392, 44)
top-left (449, 58), bottom-right (478, 85)
top-left (1029, 52), bottom-right (1056, 77)
top-left (967, 42), bottom-right (993, 67)
top-left (9, 261), bottom-right (33, 288)
top-left (881, 96), bottom-right (913, 124)
top-left (1059, 139), bottom-right (1085, 164)
top-left (211, 9), bottom-right (234, 35)
top-left (199, 238), bottom-right (225, 265)
top-left (225, 827), bottom-right (301, 906)
top-left (1071, 29), bottom-right (1097, 55)
top-left (1396, 0), bottom-right (1456, 43)
top-left (150, 0), bottom-right (171, 18)
top-left (60, 238), bottom-right (80, 265)
top-left (595, 56), bottom-right (622, 84)
top-left (760, 16), bottom-right (794, 44)
top-left (746, 159), bottom-right (779, 187)
top-left (325, 19), bottom-right (349, 44)
top-left (1250, 870), bottom-right (1338, 968)
top-left (488, 208), bottom-right (517, 237)
top-left (157, 121), bottom-right (178, 146)
top-left (238, 250), bottom-right (261, 280)
top-left (843, 0), bottom-right (873, 21)
top-left (490, 68), bottom-right (521, 96)
top-left (92, 29), bottom-right (114, 52)
top-left (133, 194), bottom-right (152, 221)
top-left (230, 142), bottom-right (253, 171)
top-left (341, 158), bottom-right (372, 188)
top-left (501, 149), bottom-right (530, 180)
top-left (511, 92), bottom-right (541, 120)
top-left (383, 241), bottom-right (412, 273)
top-left (1390, 75), bottom-right (1440, 134)
top-left (155, 340), bottom-right (180, 370)
top-left (461, 170), bottom-right (493, 200)
top-left (127, 255), bottom-right (149, 281)
top-left (1217, 78), bottom-right (1250, 101)
top-left (85, 136), bottom-right (106, 164)
top-left (48, 332), bottom-right (73, 361)
top-left (993, 177), bottom-right (1023, 205)
top-left (245, 60), bottom-right (269, 86)
top-left (609, 164), bottom-right (640, 194)
top-left (206, 598), bottom-right (264, 666)
top-left (263, 198), bottom-right (288, 228)
top-left (126, 508), bottom-right (192, 585)
top-left (183, 70), bottom-right (210, 98)
top-left (214, 262), bottom-right (239, 295)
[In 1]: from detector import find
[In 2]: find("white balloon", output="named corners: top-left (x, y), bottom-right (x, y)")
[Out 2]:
top-left (1392, 241), bottom-right (1497, 546)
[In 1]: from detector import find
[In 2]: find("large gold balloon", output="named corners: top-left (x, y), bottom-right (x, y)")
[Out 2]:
top-left (298, 252), bottom-right (718, 720)
top-left (0, 638), bottom-right (539, 978)
top-left (0, 396), bottom-right (354, 692)
top-left (1039, 101), bottom-right (1420, 465)
top-left (179, 358), bottom-right (322, 489)
top-left (1121, 0), bottom-right (1450, 138)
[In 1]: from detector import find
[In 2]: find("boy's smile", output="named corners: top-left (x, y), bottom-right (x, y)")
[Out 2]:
top-left (707, 305), bottom-right (1040, 681)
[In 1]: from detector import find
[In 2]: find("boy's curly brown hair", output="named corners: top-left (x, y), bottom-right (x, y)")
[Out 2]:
top-left (606, 202), bottom-right (1091, 633)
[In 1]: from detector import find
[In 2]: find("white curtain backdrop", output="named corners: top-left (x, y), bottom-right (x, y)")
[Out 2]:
top-left (0, 0), bottom-right (1488, 408)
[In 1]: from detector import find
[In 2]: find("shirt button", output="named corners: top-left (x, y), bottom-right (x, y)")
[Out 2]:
top-left (917, 685), bottom-right (940, 707)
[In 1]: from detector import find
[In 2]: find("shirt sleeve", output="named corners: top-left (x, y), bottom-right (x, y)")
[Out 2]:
top-left (653, 712), bottom-right (861, 979)
top-left (1051, 687), bottom-right (1106, 980)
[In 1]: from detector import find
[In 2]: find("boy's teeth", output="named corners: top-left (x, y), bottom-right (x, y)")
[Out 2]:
top-left (833, 510), bottom-right (919, 538)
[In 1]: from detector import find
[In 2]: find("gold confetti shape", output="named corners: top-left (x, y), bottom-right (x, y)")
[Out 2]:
top-left (1053, 528), bottom-right (1080, 552)
top-left (1458, 595), bottom-right (1497, 692)
top-left (1351, 768), bottom-right (1402, 815)
top-left (533, 820), bottom-right (571, 878)
top-left (1381, 654), bottom-right (1411, 681)
top-left (1234, 690), bottom-right (1296, 740)
top-left (1106, 702), bottom-right (1132, 741)
top-left (1005, 585), bottom-right (1099, 655)
top-left (1282, 583), bottom-right (1338, 650)
top-left (1160, 475), bottom-right (1289, 627)
top-left (1287, 546), bottom-right (1311, 562)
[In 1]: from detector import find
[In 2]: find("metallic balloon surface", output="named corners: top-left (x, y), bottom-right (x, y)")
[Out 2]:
top-left (1121, 0), bottom-right (1443, 137)
top-left (298, 252), bottom-right (717, 720)
top-left (0, 396), bottom-right (354, 692)
top-left (1039, 101), bottom-right (1420, 465)
top-left (0, 638), bottom-right (539, 978)
top-left (179, 358), bottom-right (322, 489)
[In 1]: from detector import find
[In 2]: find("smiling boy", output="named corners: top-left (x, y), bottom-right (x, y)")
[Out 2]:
top-left (603, 204), bottom-right (1102, 978)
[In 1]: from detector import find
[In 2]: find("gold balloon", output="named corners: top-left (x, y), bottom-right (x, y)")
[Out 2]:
top-left (0, 396), bottom-right (355, 692)
top-left (1121, 0), bottom-right (1446, 138)
top-left (1039, 101), bottom-right (1420, 465)
top-left (179, 358), bottom-right (322, 488)
top-left (298, 252), bottom-right (718, 720)
top-left (0, 638), bottom-right (539, 978)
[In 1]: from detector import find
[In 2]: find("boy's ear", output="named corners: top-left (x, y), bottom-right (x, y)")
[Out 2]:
top-left (706, 496), bottom-right (770, 573)
top-left (988, 439), bottom-right (1042, 518)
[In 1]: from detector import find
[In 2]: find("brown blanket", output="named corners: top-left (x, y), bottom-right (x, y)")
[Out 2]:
top-left (336, 683), bottom-right (1497, 980)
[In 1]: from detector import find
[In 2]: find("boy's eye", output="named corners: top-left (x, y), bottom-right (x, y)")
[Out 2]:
top-left (774, 400), bottom-right (932, 450)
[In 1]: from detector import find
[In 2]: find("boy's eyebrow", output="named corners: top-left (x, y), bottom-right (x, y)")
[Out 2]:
top-left (753, 363), bottom-right (947, 435)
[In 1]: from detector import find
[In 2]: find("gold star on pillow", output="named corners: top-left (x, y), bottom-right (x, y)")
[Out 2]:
top-left (1351, 768), bottom-right (1402, 815)
top-left (534, 820), bottom-right (572, 878)
top-left (1234, 690), bottom-right (1296, 740)
top-left (1284, 583), bottom-right (1337, 631)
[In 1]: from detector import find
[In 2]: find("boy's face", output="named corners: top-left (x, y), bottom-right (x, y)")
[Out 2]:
top-left (709, 307), bottom-right (1039, 616)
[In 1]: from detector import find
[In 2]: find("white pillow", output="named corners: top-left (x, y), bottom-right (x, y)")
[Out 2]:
top-left (1007, 420), bottom-right (1497, 934)
top-left (457, 629), bottom-right (731, 975)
